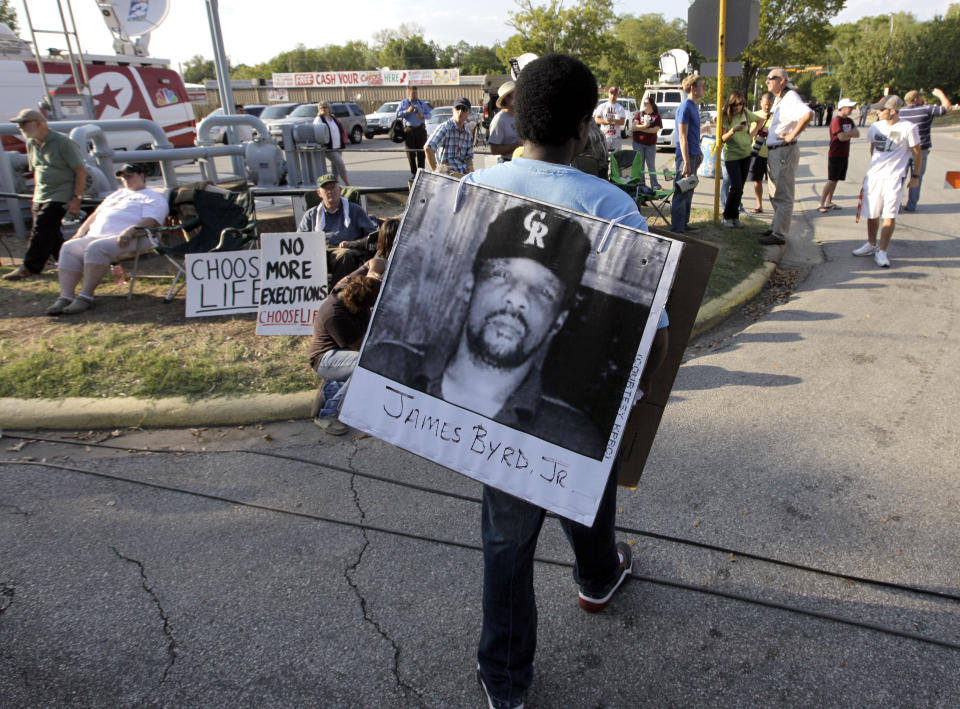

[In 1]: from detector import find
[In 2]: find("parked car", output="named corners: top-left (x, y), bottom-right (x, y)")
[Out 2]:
top-left (267, 101), bottom-right (367, 147)
top-left (595, 97), bottom-right (638, 138)
top-left (365, 101), bottom-right (402, 138)
top-left (655, 105), bottom-right (678, 151)
top-left (206, 105), bottom-right (267, 143)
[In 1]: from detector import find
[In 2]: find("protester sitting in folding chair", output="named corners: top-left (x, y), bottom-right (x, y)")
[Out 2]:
top-left (45, 163), bottom-right (168, 315)
top-left (298, 173), bottom-right (379, 288)
top-left (139, 181), bottom-right (259, 302)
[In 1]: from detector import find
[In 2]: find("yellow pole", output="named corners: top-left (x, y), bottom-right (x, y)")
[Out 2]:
top-left (713, 0), bottom-right (727, 224)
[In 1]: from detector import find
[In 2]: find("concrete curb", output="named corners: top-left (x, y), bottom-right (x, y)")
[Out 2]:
top-left (1, 246), bottom-right (784, 431)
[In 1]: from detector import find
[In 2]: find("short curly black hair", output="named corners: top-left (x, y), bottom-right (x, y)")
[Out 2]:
top-left (514, 54), bottom-right (598, 147)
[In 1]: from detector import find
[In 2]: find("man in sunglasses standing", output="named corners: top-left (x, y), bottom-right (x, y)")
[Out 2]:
top-left (425, 97), bottom-right (475, 176)
top-left (761, 68), bottom-right (812, 246)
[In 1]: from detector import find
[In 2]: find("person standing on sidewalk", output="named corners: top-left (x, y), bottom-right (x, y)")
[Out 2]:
top-left (397, 85), bottom-right (432, 178)
top-left (314, 102), bottom-right (351, 186)
top-left (817, 98), bottom-right (860, 212)
top-left (632, 97), bottom-right (662, 189)
top-left (463, 53), bottom-right (668, 709)
top-left (899, 88), bottom-right (952, 212)
top-left (670, 74), bottom-right (705, 234)
top-left (852, 95), bottom-right (921, 269)
top-left (747, 92), bottom-right (774, 214)
top-left (593, 86), bottom-right (626, 152)
top-left (4, 109), bottom-right (86, 281)
top-left (761, 68), bottom-right (813, 246)
top-left (718, 89), bottom-right (759, 228)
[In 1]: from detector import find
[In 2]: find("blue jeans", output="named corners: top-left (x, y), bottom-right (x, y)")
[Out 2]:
top-left (314, 349), bottom-right (359, 413)
top-left (905, 147), bottom-right (929, 210)
top-left (670, 153), bottom-right (702, 233)
top-left (632, 142), bottom-right (660, 188)
top-left (477, 460), bottom-right (621, 705)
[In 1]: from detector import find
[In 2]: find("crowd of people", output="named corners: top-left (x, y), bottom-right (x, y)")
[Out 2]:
top-left (4, 50), bottom-right (956, 709)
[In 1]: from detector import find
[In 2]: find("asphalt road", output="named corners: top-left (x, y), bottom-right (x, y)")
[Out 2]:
top-left (2, 123), bottom-right (960, 707)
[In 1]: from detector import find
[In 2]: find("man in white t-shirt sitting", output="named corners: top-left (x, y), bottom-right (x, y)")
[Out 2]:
top-left (46, 163), bottom-right (169, 315)
top-left (593, 86), bottom-right (626, 152)
top-left (852, 95), bottom-right (922, 269)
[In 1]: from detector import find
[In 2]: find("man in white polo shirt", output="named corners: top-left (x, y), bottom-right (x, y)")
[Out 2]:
top-left (761, 68), bottom-right (813, 246)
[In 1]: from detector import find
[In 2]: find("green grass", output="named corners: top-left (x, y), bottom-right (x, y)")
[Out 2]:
top-left (0, 197), bottom-right (763, 400)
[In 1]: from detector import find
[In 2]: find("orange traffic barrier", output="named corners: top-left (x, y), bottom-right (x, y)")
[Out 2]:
top-left (946, 171), bottom-right (960, 189)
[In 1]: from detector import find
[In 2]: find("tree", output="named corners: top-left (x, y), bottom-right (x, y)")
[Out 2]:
top-left (500, 0), bottom-right (618, 67)
top-left (182, 55), bottom-right (218, 84)
top-left (379, 35), bottom-right (436, 69)
top-left (738, 0), bottom-right (845, 99)
top-left (602, 14), bottom-right (690, 97)
top-left (1, 0), bottom-right (19, 33)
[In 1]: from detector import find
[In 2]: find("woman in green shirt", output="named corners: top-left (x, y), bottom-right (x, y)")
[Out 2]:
top-left (719, 90), bottom-right (760, 227)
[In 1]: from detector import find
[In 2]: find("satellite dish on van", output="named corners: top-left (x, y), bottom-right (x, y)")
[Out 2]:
top-left (658, 49), bottom-right (691, 82)
top-left (97, 1), bottom-right (169, 56)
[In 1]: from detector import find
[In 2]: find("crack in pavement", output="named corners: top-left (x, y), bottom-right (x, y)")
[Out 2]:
top-left (0, 503), bottom-right (30, 517)
top-left (343, 440), bottom-right (426, 707)
top-left (0, 583), bottom-right (14, 617)
top-left (110, 547), bottom-right (177, 686)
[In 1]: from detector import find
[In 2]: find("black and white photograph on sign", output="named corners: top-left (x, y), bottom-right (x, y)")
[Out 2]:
top-left (339, 174), bottom-right (680, 524)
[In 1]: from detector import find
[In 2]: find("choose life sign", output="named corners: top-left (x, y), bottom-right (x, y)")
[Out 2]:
top-left (185, 233), bottom-right (328, 335)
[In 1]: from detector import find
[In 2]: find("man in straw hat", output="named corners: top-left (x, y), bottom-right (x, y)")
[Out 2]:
top-left (488, 80), bottom-right (522, 162)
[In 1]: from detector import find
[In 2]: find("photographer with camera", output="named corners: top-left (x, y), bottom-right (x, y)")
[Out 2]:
top-left (746, 92), bottom-right (774, 214)
top-left (718, 90), bottom-right (761, 228)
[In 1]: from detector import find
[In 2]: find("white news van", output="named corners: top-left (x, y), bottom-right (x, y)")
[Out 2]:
top-left (0, 22), bottom-right (196, 156)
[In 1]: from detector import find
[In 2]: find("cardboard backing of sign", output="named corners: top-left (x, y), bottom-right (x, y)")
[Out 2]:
top-left (618, 228), bottom-right (718, 488)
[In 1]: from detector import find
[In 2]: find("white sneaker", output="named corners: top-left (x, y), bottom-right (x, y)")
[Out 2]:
top-left (874, 250), bottom-right (890, 268)
top-left (720, 218), bottom-right (736, 228)
top-left (852, 242), bottom-right (877, 257)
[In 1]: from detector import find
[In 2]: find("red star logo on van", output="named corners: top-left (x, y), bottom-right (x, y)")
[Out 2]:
top-left (93, 83), bottom-right (123, 112)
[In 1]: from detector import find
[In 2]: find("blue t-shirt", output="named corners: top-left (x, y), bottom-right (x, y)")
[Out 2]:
top-left (675, 98), bottom-right (702, 158)
top-left (464, 157), bottom-right (668, 329)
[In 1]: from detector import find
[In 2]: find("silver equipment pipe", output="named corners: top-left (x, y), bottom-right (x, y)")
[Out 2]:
top-left (195, 113), bottom-right (270, 146)
top-left (204, 0), bottom-right (243, 175)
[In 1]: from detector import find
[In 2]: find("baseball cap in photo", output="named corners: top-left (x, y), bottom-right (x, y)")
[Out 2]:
top-left (316, 173), bottom-right (339, 187)
top-left (453, 97), bottom-right (471, 110)
top-left (476, 206), bottom-right (590, 292)
top-left (837, 98), bottom-right (857, 109)
top-left (873, 95), bottom-right (904, 111)
top-left (115, 163), bottom-right (146, 176)
top-left (10, 108), bottom-right (44, 124)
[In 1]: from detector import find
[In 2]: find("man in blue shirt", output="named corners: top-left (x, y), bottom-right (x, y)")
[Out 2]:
top-left (425, 97), bottom-right (474, 175)
top-left (670, 74), bottom-right (705, 234)
top-left (464, 54), bottom-right (668, 709)
top-left (396, 85), bottom-right (432, 177)
top-left (298, 173), bottom-right (378, 285)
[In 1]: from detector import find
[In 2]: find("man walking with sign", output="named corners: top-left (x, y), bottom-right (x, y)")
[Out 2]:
top-left (461, 54), bottom-right (668, 709)
top-left (761, 68), bottom-right (812, 246)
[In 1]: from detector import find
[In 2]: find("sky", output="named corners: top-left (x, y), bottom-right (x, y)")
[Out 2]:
top-left (7, 0), bottom-right (953, 74)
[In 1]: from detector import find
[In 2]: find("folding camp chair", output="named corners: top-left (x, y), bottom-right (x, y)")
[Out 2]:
top-left (608, 151), bottom-right (675, 226)
top-left (135, 182), bottom-right (259, 303)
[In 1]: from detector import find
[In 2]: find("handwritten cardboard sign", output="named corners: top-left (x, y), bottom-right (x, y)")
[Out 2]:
top-left (256, 233), bottom-right (328, 335)
top-left (339, 174), bottom-right (682, 525)
top-left (185, 251), bottom-right (261, 317)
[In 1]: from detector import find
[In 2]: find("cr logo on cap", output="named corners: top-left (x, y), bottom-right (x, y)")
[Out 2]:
top-left (522, 210), bottom-right (549, 248)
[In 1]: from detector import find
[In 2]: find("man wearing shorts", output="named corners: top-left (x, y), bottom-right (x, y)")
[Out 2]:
top-left (818, 98), bottom-right (860, 212)
top-left (747, 92), bottom-right (773, 213)
top-left (852, 95), bottom-right (921, 269)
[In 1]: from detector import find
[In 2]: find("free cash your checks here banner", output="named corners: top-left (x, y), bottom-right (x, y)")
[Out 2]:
top-left (339, 174), bottom-right (681, 526)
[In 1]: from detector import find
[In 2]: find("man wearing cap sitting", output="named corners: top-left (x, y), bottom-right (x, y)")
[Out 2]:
top-left (298, 174), bottom-right (378, 286)
top-left (4, 108), bottom-right (87, 281)
top-left (817, 98), bottom-right (860, 212)
top-left (45, 163), bottom-right (168, 314)
top-left (487, 81), bottom-right (521, 162)
top-left (852, 95), bottom-right (922, 269)
top-left (425, 97), bottom-right (474, 176)
top-left (899, 88), bottom-right (953, 211)
top-left (593, 86), bottom-right (626, 152)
